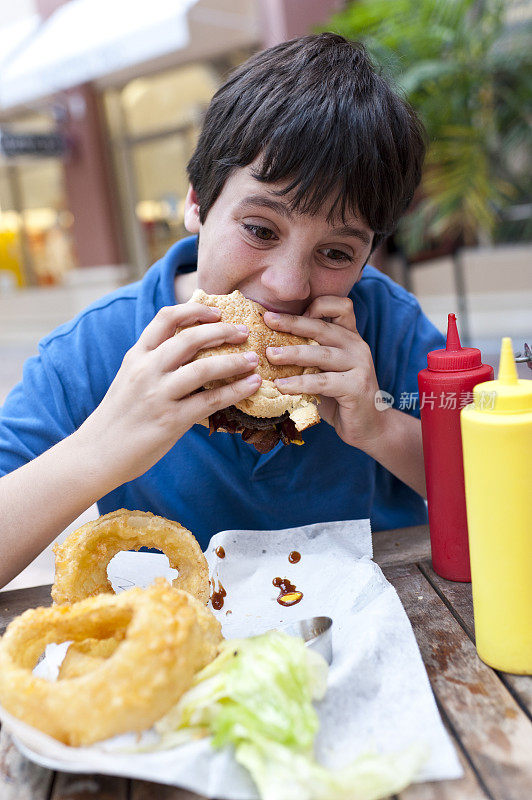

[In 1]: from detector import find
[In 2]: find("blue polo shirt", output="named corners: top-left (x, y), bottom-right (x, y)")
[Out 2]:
top-left (0, 236), bottom-right (444, 549)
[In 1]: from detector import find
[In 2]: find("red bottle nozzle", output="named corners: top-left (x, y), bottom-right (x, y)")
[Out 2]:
top-left (446, 313), bottom-right (462, 351)
top-left (427, 313), bottom-right (481, 371)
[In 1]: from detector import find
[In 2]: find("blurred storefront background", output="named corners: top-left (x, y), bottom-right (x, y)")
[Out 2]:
top-left (0, 0), bottom-right (530, 355)
top-left (0, 0), bottom-right (342, 289)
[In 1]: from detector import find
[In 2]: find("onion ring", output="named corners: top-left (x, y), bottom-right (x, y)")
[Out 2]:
top-left (0, 580), bottom-right (222, 745)
top-left (57, 636), bottom-right (122, 680)
top-left (57, 585), bottom-right (221, 682)
top-left (51, 510), bottom-right (210, 605)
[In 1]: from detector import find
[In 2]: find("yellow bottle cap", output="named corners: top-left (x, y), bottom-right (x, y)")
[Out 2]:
top-left (473, 337), bottom-right (532, 413)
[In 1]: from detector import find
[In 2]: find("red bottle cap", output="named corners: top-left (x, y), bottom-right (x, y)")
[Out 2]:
top-left (427, 314), bottom-right (482, 371)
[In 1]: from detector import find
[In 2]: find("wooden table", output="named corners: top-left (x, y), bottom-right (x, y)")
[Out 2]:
top-left (1, 524), bottom-right (531, 800)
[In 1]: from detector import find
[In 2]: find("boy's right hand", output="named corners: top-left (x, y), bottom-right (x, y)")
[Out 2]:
top-left (77, 302), bottom-right (261, 486)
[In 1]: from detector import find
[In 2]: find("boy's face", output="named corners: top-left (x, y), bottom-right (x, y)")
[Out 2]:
top-left (184, 163), bottom-right (374, 316)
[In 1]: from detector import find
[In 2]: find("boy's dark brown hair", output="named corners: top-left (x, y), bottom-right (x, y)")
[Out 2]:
top-left (187, 32), bottom-right (426, 250)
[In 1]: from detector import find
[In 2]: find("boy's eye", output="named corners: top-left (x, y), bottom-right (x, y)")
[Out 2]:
top-left (321, 248), bottom-right (353, 263)
top-left (243, 224), bottom-right (277, 241)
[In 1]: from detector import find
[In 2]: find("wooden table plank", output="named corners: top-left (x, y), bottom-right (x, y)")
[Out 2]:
top-left (387, 563), bottom-right (492, 800)
top-left (498, 673), bottom-right (532, 722)
top-left (373, 524), bottom-right (431, 568)
top-left (0, 585), bottom-right (51, 635)
top-left (420, 562), bottom-right (532, 720)
top-left (385, 563), bottom-right (532, 800)
top-left (130, 780), bottom-right (210, 799)
top-left (417, 562), bottom-right (475, 635)
top-left (398, 742), bottom-right (489, 800)
top-left (0, 729), bottom-right (53, 800)
top-left (51, 772), bottom-right (127, 799)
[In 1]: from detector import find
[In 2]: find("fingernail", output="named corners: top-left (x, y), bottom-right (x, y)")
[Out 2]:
top-left (244, 352), bottom-right (259, 362)
top-left (207, 306), bottom-right (221, 315)
top-left (266, 312), bottom-right (280, 321)
top-left (245, 374), bottom-right (261, 385)
top-left (267, 347), bottom-right (283, 356)
top-left (235, 324), bottom-right (249, 333)
top-left (276, 378), bottom-right (289, 385)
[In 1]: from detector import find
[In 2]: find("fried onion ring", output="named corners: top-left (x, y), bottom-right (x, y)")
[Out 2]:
top-left (57, 585), bottom-right (221, 683)
top-left (51, 510), bottom-right (210, 606)
top-left (57, 636), bottom-right (122, 680)
top-left (0, 580), bottom-right (222, 745)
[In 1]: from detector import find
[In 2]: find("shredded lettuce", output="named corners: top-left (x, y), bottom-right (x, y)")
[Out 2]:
top-left (155, 631), bottom-right (427, 800)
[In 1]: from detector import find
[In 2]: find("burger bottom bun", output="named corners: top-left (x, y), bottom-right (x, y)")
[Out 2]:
top-left (201, 378), bottom-right (320, 430)
top-left (197, 377), bottom-right (320, 431)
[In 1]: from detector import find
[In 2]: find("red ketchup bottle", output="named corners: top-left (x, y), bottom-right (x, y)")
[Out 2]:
top-left (418, 314), bottom-right (493, 581)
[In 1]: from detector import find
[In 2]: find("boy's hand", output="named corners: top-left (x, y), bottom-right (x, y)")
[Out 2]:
top-left (264, 297), bottom-right (384, 451)
top-left (80, 302), bottom-right (261, 484)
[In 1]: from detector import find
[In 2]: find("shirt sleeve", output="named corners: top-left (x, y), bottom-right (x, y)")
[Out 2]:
top-left (0, 293), bottom-right (137, 479)
top-left (0, 346), bottom-right (78, 477)
top-left (372, 298), bottom-right (445, 420)
top-left (370, 294), bottom-right (445, 528)
top-left (347, 271), bottom-right (446, 528)
top-left (392, 305), bottom-right (445, 419)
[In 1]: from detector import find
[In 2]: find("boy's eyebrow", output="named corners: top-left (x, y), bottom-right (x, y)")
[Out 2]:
top-left (237, 194), bottom-right (372, 246)
top-left (238, 195), bottom-right (292, 218)
top-left (329, 224), bottom-right (372, 247)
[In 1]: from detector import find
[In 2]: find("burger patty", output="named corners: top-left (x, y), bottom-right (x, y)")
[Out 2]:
top-left (208, 406), bottom-right (302, 453)
top-left (223, 406), bottom-right (287, 429)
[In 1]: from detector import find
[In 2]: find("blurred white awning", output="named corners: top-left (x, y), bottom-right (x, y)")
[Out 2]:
top-left (0, 14), bottom-right (41, 71)
top-left (0, 0), bottom-right (201, 110)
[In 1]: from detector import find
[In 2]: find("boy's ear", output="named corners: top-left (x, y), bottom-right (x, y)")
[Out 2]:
top-left (184, 185), bottom-right (201, 233)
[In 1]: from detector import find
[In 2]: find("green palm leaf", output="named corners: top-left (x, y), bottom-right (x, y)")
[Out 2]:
top-left (323, 0), bottom-right (531, 254)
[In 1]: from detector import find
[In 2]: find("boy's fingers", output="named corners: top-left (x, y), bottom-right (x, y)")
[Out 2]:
top-left (156, 322), bottom-right (250, 371)
top-left (303, 296), bottom-right (358, 333)
top-left (179, 373), bottom-right (262, 422)
top-left (137, 303), bottom-right (221, 351)
top-left (266, 343), bottom-right (352, 371)
top-left (264, 309), bottom-right (356, 346)
top-left (273, 371), bottom-right (345, 398)
top-left (169, 352), bottom-right (259, 399)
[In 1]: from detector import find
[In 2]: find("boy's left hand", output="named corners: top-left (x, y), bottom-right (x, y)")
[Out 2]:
top-left (264, 297), bottom-right (384, 451)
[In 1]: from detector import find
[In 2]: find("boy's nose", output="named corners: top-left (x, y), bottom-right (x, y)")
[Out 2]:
top-left (260, 256), bottom-right (311, 302)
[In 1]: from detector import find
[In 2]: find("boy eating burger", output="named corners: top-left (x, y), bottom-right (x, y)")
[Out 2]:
top-left (0, 33), bottom-right (444, 586)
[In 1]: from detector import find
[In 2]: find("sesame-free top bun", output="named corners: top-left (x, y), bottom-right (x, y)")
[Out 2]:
top-left (189, 289), bottom-right (320, 431)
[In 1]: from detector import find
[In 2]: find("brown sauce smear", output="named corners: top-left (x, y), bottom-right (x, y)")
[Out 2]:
top-left (272, 576), bottom-right (303, 607)
top-left (215, 546), bottom-right (226, 559)
top-left (211, 580), bottom-right (227, 610)
top-left (288, 551), bottom-right (301, 564)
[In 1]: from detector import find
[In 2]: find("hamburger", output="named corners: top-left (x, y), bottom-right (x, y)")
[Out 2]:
top-left (185, 289), bottom-right (320, 453)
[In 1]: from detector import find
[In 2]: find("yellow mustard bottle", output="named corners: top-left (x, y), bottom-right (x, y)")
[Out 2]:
top-left (461, 338), bottom-right (532, 673)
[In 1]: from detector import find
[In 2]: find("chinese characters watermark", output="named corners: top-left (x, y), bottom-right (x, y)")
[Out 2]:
top-left (375, 390), bottom-right (497, 411)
